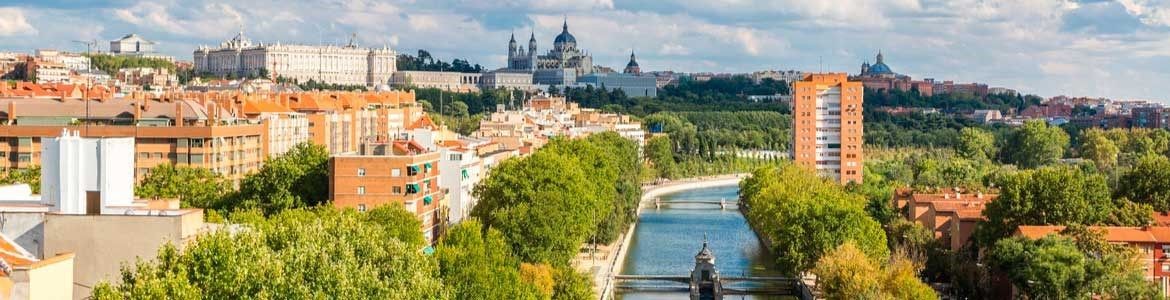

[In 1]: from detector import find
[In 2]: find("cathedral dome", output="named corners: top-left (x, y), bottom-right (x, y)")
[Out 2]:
top-left (553, 20), bottom-right (576, 50)
top-left (868, 62), bottom-right (893, 74)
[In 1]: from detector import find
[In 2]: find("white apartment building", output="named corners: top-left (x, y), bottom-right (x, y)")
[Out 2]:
top-left (193, 31), bottom-right (396, 86)
top-left (35, 50), bottom-right (89, 72)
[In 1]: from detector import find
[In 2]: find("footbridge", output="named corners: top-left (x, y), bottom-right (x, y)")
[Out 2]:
top-left (611, 238), bottom-right (814, 300)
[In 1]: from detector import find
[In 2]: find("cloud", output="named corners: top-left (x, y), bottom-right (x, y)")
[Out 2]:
top-left (1118, 0), bottom-right (1170, 26)
top-left (0, 7), bottom-right (36, 36)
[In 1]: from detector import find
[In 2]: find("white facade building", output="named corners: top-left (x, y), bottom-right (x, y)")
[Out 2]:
top-left (35, 50), bottom-right (89, 72)
top-left (390, 71), bottom-right (481, 92)
top-left (40, 130), bottom-right (135, 215)
top-left (193, 32), bottom-right (396, 86)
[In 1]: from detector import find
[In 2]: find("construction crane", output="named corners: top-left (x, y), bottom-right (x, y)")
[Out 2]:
top-left (72, 39), bottom-right (100, 54)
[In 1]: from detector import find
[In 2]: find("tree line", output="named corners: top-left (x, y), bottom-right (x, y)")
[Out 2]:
top-left (397, 50), bottom-right (484, 73)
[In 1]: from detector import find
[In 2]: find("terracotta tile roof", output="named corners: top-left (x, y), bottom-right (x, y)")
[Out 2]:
top-left (1016, 225), bottom-right (1169, 243)
top-left (241, 100), bottom-right (293, 114)
top-left (407, 115), bottom-right (437, 130)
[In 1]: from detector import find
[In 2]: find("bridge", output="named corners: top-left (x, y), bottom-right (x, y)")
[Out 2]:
top-left (640, 198), bottom-right (739, 210)
top-left (611, 238), bottom-right (814, 300)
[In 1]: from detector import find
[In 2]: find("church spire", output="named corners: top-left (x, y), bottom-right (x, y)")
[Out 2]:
top-left (562, 15), bottom-right (569, 32)
top-left (876, 49), bottom-right (884, 64)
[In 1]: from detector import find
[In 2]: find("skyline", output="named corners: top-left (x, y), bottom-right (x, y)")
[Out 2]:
top-left (1, 1), bottom-right (1169, 100)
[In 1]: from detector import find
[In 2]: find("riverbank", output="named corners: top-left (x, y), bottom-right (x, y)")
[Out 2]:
top-left (574, 173), bottom-right (747, 300)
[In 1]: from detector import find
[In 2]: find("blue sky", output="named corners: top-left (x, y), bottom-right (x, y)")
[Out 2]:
top-left (1, 0), bottom-right (1169, 100)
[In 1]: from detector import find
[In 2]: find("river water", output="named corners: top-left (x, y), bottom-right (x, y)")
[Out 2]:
top-left (615, 184), bottom-right (790, 300)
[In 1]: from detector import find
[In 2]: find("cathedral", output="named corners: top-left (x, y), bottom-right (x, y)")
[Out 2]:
top-left (507, 19), bottom-right (594, 77)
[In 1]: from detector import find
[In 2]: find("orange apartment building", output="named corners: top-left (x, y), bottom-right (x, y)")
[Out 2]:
top-left (0, 82), bottom-right (425, 183)
top-left (0, 92), bottom-right (266, 183)
top-left (791, 73), bottom-right (864, 184)
top-left (896, 188), bottom-right (997, 251)
top-left (329, 140), bottom-right (445, 244)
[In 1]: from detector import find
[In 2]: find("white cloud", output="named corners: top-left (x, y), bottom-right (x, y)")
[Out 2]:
top-left (1118, 0), bottom-right (1170, 26)
top-left (0, 7), bottom-right (36, 36)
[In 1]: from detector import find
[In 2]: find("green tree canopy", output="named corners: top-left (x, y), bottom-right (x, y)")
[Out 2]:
top-left (231, 143), bottom-right (330, 214)
top-left (1003, 120), bottom-right (1069, 168)
top-left (136, 164), bottom-right (229, 208)
top-left (988, 231), bottom-right (1159, 300)
top-left (91, 206), bottom-right (445, 299)
top-left (1116, 153), bottom-right (1170, 212)
top-left (956, 127), bottom-right (997, 161)
top-left (1079, 128), bottom-right (1120, 169)
top-left (741, 163), bottom-right (889, 275)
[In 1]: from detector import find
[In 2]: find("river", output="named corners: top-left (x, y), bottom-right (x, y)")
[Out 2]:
top-left (615, 184), bottom-right (790, 300)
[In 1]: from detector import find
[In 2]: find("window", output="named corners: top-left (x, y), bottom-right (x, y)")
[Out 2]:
top-left (139, 153), bottom-right (151, 159)
top-left (358, 204), bottom-right (367, 212)
top-left (393, 186), bottom-right (403, 194)
top-left (357, 186), bottom-right (365, 195)
top-left (189, 154), bottom-right (205, 164)
top-left (17, 153), bottom-right (30, 163)
top-left (357, 168), bottom-right (366, 177)
top-left (391, 168), bottom-right (401, 177)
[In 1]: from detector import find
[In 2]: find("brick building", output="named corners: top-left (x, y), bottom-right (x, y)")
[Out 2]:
top-left (790, 73), bottom-right (864, 184)
top-left (329, 140), bottom-right (445, 243)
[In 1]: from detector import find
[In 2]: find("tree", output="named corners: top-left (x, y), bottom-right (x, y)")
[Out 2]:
top-left (231, 143), bottom-right (330, 214)
top-left (957, 127), bottom-right (996, 161)
top-left (471, 150), bottom-right (604, 264)
top-left (443, 101), bottom-right (470, 118)
top-left (978, 166), bottom-right (1116, 244)
top-left (1003, 120), bottom-right (1069, 168)
top-left (811, 242), bottom-right (936, 300)
top-left (1116, 153), bottom-right (1170, 212)
top-left (644, 136), bottom-right (676, 179)
top-left (811, 242), bottom-right (882, 298)
top-left (136, 164), bottom-right (229, 208)
top-left (1079, 128), bottom-right (1119, 169)
top-left (741, 164), bottom-right (888, 275)
top-left (92, 206), bottom-right (446, 299)
top-left (436, 219), bottom-right (542, 299)
top-left (988, 233), bottom-right (1159, 300)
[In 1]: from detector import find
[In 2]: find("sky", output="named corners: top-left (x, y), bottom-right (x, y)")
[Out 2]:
top-left (1, 0), bottom-right (1169, 100)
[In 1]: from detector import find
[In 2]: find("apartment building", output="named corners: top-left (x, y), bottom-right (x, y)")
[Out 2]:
top-left (790, 73), bottom-right (864, 184)
top-left (0, 88), bottom-right (266, 183)
top-left (896, 189), bottom-right (997, 251)
top-left (329, 140), bottom-right (445, 244)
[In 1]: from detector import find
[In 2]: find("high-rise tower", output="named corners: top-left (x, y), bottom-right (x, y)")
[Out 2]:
top-left (790, 73), bottom-right (864, 184)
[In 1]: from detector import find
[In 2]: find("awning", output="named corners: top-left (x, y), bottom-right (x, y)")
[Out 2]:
top-left (424, 162), bottom-right (433, 169)
top-left (424, 195), bottom-right (433, 205)
top-left (407, 184), bottom-right (419, 193)
top-left (423, 246), bottom-right (435, 256)
top-left (408, 165), bottom-right (420, 173)
top-left (461, 169), bottom-right (469, 179)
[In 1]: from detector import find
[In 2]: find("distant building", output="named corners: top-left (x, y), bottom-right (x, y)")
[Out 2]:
top-left (506, 19), bottom-right (594, 77)
top-left (390, 70), bottom-right (481, 92)
top-left (109, 33), bottom-right (175, 62)
top-left (329, 140), bottom-right (445, 244)
top-left (622, 51), bottom-right (641, 75)
top-left (576, 72), bottom-right (657, 97)
top-left (854, 51), bottom-right (935, 97)
top-left (479, 70), bottom-right (535, 90)
top-left (34, 50), bottom-right (88, 72)
top-left (116, 67), bottom-right (177, 87)
top-left (533, 68), bottom-right (577, 86)
top-left (109, 33), bottom-right (155, 54)
top-left (791, 73), bottom-right (863, 184)
top-left (193, 31), bottom-right (396, 86)
top-left (970, 109), bottom-right (1003, 124)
